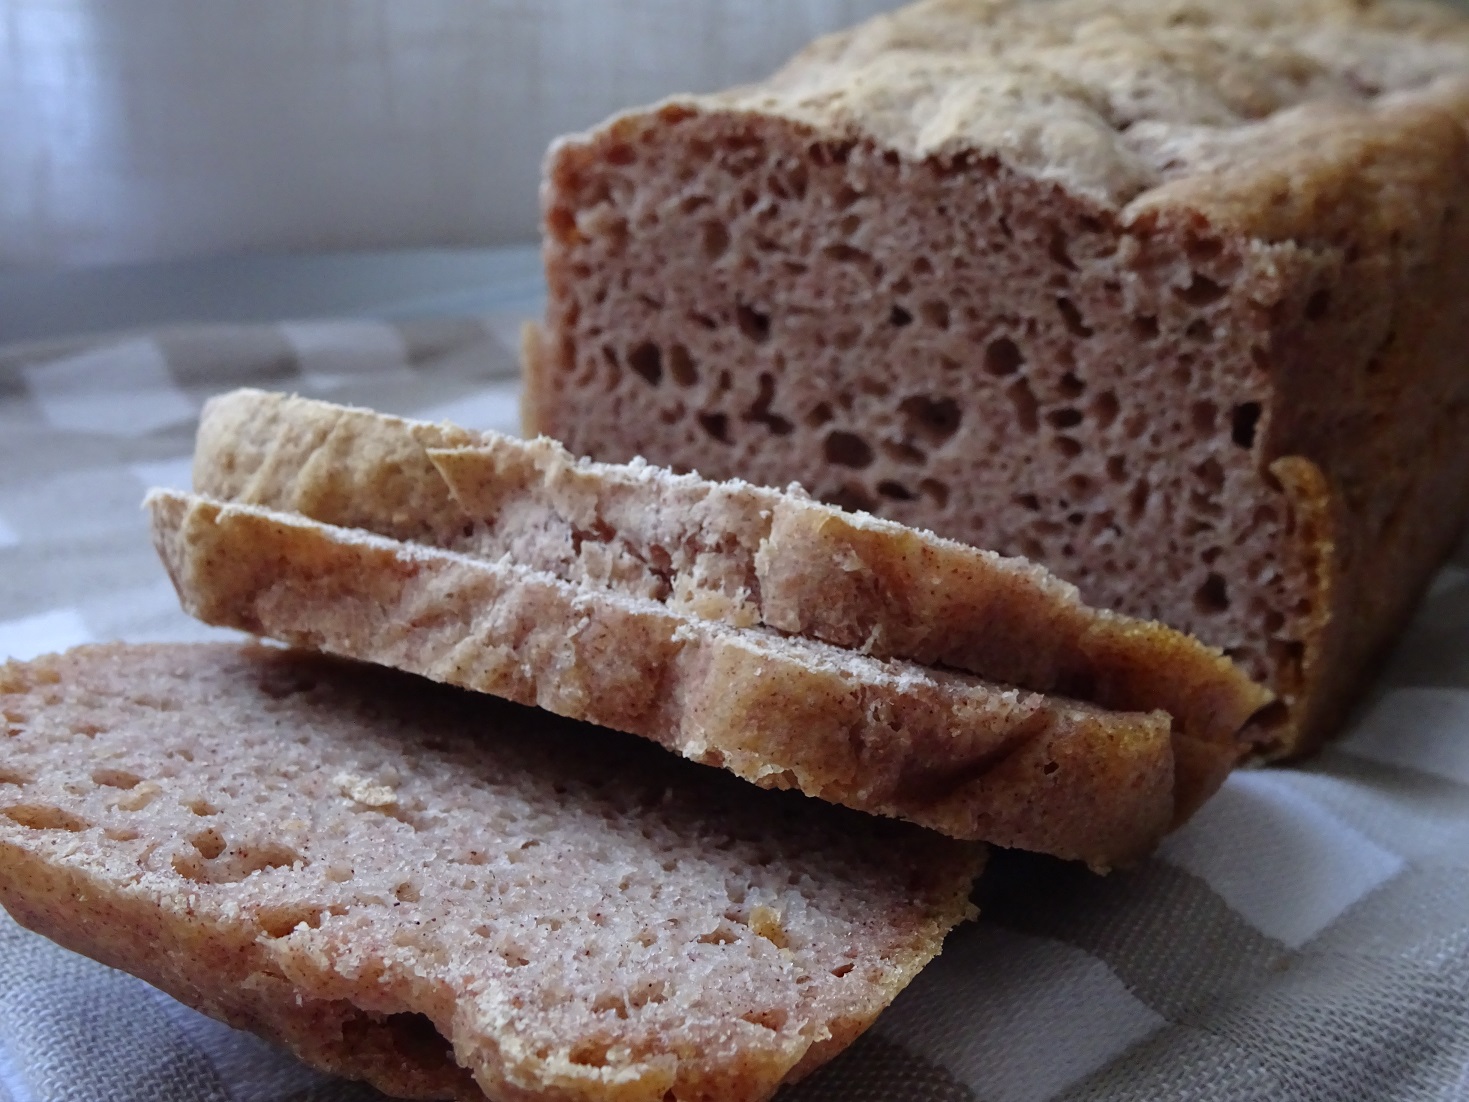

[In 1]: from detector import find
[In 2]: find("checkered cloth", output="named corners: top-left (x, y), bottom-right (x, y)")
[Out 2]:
top-left (1, 315), bottom-right (1467, 1102)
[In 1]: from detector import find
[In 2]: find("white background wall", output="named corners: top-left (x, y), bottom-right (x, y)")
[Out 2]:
top-left (0, 0), bottom-right (899, 266)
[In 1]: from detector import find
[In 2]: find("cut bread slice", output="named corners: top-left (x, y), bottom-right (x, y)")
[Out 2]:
top-left (0, 643), bottom-right (981, 1102)
top-left (149, 489), bottom-right (1179, 867)
top-left (192, 388), bottom-right (1270, 825)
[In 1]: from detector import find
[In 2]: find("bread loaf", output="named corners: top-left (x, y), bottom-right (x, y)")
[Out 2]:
top-left (191, 389), bottom-right (1269, 825)
top-left (0, 643), bottom-right (981, 1102)
top-left (148, 489), bottom-right (1181, 866)
top-left (524, 0), bottom-right (1469, 758)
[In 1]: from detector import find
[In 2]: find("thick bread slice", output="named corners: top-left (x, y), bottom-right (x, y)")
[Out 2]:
top-left (148, 489), bottom-right (1178, 867)
top-left (0, 643), bottom-right (981, 1102)
top-left (192, 388), bottom-right (1269, 823)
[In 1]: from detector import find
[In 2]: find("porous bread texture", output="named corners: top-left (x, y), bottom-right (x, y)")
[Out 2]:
top-left (525, 0), bottom-right (1469, 759)
top-left (193, 388), bottom-right (1269, 822)
top-left (148, 489), bottom-right (1178, 867)
top-left (0, 643), bottom-right (981, 1102)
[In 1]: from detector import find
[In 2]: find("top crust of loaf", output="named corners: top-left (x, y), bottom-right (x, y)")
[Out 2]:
top-left (0, 644), bottom-right (980, 1102)
top-left (572, 0), bottom-right (1469, 240)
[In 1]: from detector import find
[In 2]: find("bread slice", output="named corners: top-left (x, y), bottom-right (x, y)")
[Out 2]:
top-left (149, 489), bottom-right (1181, 866)
top-left (190, 389), bottom-right (1269, 827)
top-left (523, 0), bottom-right (1469, 759)
top-left (0, 643), bottom-right (981, 1102)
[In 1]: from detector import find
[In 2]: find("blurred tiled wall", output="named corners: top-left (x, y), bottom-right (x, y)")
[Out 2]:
top-left (0, 0), bottom-right (897, 265)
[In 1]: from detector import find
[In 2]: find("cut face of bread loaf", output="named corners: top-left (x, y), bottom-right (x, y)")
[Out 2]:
top-left (525, 0), bottom-right (1469, 758)
top-left (0, 644), bottom-right (981, 1102)
top-left (189, 389), bottom-right (1269, 834)
top-left (149, 490), bottom-right (1181, 866)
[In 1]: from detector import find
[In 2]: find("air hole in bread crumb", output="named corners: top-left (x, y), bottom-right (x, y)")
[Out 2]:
top-left (189, 828), bottom-right (226, 859)
top-left (1054, 436), bottom-right (1082, 459)
top-left (185, 797), bottom-right (219, 816)
top-left (1042, 761), bottom-right (1059, 775)
top-left (830, 962), bottom-right (855, 978)
top-left (881, 440), bottom-right (926, 465)
top-left (1056, 298), bottom-right (1093, 338)
top-left (984, 337), bottom-right (1024, 377)
top-left (1128, 479), bottom-right (1151, 521)
top-left (1186, 235), bottom-right (1224, 263)
top-left (1105, 456), bottom-right (1127, 483)
top-left (1014, 493), bottom-right (1041, 512)
top-left (898, 395), bottom-right (961, 445)
top-left (115, 783), bottom-right (160, 812)
top-left (919, 301), bottom-right (950, 329)
top-left (697, 412), bottom-right (731, 444)
top-left (1232, 402), bottom-right (1262, 448)
top-left (628, 343), bottom-right (662, 387)
top-left (741, 1008), bottom-right (789, 1032)
top-left (258, 904), bottom-right (323, 939)
top-left (568, 1041), bottom-right (613, 1068)
top-left (701, 221), bottom-right (730, 260)
top-left (919, 479), bottom-right (950, 508)
top-left (744, 373), bottom-right (793, 435)
top-left (805, 402), bottom-right (833, 428)
top-left (1085, 392), bottom-right (1118, 431)
top-left (888, 305), bottom-right (914, 328)
top-left (1195, 458), bottom-right (1225, 492)
top-left (1006, 378), bottom-right (1039, 433)
top-left (824, 431), bottom-right (874, 469)
top-left (877, 480), bottom-right (915, 501)
top-left (3, 804), bottom-right (88, 832)
top-left (592, 992), bottom-right (629, 1019)
top-left (697, 925), bottom-right (740, 946)
top-left (1047, 230), bottom-right (1077, 271)
top-left (1047, 407), bottom-right (1083, 430)
top-left (1058, 372), bottom-right (1086, 399)
top-left (1132, 315), bottom-right (1160, 340)
top-left (104, 826), bottom-right (139, 842)
top-left (1305, 289), bottom-right (1331, 319)
top-left (1191, 400), bottom-right (1218, 435)
top-left (666, 344), bottom-right (698, 387)
top-left (1176, 273), bottom-right (1228, 306)
top-left (0, 768), bottom-right (28, 787)
top-left (1186, 319), bottom-right (1215, 343)
top-left (395, 882), bottom-right (421, 903)
top-left (1195, 573), bottom-right (1230, 614)
top-left (736, 304), bottom-right (771, 343)
top-left (91, 768), bottom-right (141, 790)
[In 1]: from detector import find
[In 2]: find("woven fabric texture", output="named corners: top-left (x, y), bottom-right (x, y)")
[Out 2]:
top-left (0, 314), bottom-right (1465, 1102)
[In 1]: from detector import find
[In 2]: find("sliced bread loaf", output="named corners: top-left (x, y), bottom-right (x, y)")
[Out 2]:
top-left (0, 643), bottom-right (981, 1102)
top-left (148, 489), bottom-right (1180, 866)
top-left (524, 0), bottom-right (1469, 758)
top-left (190, 388), bottom-right (1269, 827)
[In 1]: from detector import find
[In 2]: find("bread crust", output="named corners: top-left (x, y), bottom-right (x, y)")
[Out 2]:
top-left (0, 643), bottom-right (981, 1102)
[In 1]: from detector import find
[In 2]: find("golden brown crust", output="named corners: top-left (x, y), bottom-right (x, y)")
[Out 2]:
top-left (0, 643), bottom-right (982, 1102)
top-left (191, 389), bottom-right (1269, 832)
